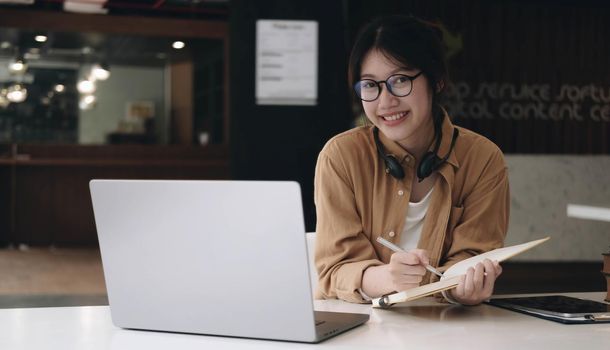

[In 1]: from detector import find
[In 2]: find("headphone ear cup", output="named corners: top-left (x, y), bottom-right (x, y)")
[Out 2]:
top-left (385, 155), bottom-right (405, 179)
top-left (373, 127), bottom-right (405, 180)
top-left (417, 152), bottom-right (438, 181)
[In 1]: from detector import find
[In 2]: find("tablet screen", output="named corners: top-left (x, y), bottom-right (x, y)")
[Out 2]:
top-left (492, 295), bottom-right (610, 314)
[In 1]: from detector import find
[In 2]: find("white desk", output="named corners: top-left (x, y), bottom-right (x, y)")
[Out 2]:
top-left (1, 292), bottom-right (608, 350)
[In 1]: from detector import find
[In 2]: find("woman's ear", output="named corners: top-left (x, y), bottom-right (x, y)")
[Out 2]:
top-left (436, 80), bottom-right (445, 93)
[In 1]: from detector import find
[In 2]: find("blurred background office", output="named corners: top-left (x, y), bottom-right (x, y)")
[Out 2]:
top-left (0, 0), bottom-right (609, 307)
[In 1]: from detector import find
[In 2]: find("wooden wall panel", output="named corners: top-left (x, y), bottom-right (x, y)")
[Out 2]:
top-left (1, 145), bottom-right (230, 247)
top-left (0, 166), bottom-right (12, 246)
top-left (11, 162), bottom-right (229, 246)
top-left (170, 61), bottom-right (194, 145)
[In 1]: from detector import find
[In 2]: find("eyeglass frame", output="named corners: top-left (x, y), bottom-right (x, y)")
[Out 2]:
top-left (353, 71), bottom-right (423, 102)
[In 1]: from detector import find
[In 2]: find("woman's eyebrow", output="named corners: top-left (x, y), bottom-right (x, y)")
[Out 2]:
top-left (360, 73), bottom-right (377, 79)
top-left (360, 67), bottom-right (417, 79)
top-left (396, 66), bottom-right (417, 74)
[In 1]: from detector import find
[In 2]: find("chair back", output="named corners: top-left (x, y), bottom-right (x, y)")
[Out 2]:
top-left (305, 232), bottom-right (318, 295)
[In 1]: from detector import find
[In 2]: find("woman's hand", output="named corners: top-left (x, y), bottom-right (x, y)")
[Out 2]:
top-left (386, 249), bottom-right (429, 292)
top-left (361, 249), bottom-right (430, 298)
top-left (449, 259), bottom-right (502, 305)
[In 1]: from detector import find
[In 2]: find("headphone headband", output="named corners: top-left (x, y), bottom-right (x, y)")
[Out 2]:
top-left (416, 127), bottom-right (459, 182)
top-left (373, 128), bottom-right (405, 179)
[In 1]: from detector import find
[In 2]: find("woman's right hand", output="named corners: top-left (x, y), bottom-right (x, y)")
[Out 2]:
top-left (362, 249), bottom-right (430, 298)
top-left (385, 249), bottom-right (429, 292)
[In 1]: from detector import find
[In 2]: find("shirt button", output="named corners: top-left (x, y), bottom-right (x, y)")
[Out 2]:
top-left (388, 231), bottom-right (396, 238)
top-left (398, 190), bottom-right (404, 196)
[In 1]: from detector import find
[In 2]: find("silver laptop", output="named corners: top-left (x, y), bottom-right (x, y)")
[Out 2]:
top-left (90, 180), bottom-right (369, 343)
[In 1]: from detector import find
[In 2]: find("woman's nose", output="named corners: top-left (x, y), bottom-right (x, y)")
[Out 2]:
top-left (377, 83), bottom-right (398, 107)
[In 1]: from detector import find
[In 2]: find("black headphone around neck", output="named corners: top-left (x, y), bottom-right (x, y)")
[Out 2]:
top-left (373, 124), bottom-right (459, 182)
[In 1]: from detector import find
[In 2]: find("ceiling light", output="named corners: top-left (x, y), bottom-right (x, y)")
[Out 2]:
top-left (77, 79), bottom-right (96, 94)
top-left (91, 63), bottom-right (110, 81)
top-left (79, 95), bottom-right (96, 110)
top-left (83, 95), bottom-right (96, 104)
top-left (7, 84), bottom-right (27, 103)
top-left (54, 84), bottom-right (65, 93)
top-left (35, 35), bottom-right (47, 43)
top-left (8, 58), bottom-right (27, 74)
top-left (24, 52), bottom-right (40, 60)
top-left (0, 95), bottom-right (9, 108)
top-left (172, 41), bottom-right (185, 49)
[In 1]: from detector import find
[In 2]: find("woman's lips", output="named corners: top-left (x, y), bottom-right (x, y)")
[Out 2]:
top-left (380, 111), bottom-right (408, 126)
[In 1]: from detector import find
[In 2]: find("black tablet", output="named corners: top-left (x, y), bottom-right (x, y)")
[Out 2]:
top-left (488, 295), bottom-right (610, 324)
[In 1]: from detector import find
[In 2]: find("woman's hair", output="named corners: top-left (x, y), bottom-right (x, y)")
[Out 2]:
top-left (348, 15), bottom-right (449, 126)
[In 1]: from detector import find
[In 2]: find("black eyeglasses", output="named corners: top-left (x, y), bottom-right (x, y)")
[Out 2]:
top-left (353, 72), bottom-right (423, 102)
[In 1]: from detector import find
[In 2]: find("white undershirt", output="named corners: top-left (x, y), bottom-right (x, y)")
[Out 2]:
top-left (359, 188), bottom-right (434, 301)
top-left (399, 187), bottom-right (434, 251)
top-left (399, 187), bottom-right (458, 304)
top-left (359, 187), bottom-right (458, 304)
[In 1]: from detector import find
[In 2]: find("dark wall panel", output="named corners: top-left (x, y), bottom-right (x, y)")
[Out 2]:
top-left (345, 0), bottom-right (610, 154)
top-left (229, 0), bottom-right (352, 231)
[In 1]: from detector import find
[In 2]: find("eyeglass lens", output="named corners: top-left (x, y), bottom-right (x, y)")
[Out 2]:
top-left (354, 74), bottom-right (414, 101)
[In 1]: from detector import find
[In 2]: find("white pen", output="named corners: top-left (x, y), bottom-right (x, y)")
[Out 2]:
top-left (376, 236), bottom-right (444, 278)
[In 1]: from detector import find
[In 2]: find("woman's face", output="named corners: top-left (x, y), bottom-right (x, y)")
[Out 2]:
top-left (359, 49), bottom-right (434, 148)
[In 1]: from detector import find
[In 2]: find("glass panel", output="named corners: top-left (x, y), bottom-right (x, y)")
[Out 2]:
top-left (0, 28), bottom-right (225, 145)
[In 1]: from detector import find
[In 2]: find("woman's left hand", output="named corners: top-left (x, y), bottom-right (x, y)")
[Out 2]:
top-left (449, 259), bottom-right (502, 306)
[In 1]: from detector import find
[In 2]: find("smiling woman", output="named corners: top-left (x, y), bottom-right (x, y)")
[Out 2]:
top-left (314, 15), bottom-right (510, 306)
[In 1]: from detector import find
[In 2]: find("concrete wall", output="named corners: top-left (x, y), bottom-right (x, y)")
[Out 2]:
top-left (506, 155), bottom-right (610, 261)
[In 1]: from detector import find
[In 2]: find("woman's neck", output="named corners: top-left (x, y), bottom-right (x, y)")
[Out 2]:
top-left (397, 117), bottom-right (436, 162)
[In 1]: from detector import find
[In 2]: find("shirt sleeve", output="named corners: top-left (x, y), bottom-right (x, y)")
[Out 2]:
top-left (358, 288), bottom-right (374, 301)
top-left (313, 147), bottom-right (383, 303)
top-left (441, 290), bottom-right (461, 304)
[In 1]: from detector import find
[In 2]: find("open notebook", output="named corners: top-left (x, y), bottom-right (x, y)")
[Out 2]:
top-left (372, 237), bottom-right (550, 308)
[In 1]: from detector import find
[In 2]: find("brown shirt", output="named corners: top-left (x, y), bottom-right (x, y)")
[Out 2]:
top-left (313, 115), bottom-right (509, 303)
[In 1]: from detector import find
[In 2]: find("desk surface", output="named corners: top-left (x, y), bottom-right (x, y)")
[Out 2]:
top-left (1, 292), bottom-right (608, 350)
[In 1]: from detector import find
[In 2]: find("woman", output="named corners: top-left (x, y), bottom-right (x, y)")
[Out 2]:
top-left (314, 15), bottom-right (509, 305)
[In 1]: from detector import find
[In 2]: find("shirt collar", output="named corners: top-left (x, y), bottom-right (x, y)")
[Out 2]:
top-left (436, 111), bottom-right (460, 169)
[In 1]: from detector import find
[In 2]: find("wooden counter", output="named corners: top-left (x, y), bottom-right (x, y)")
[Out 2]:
top-left (0, 144), bottom-right (230, 246)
